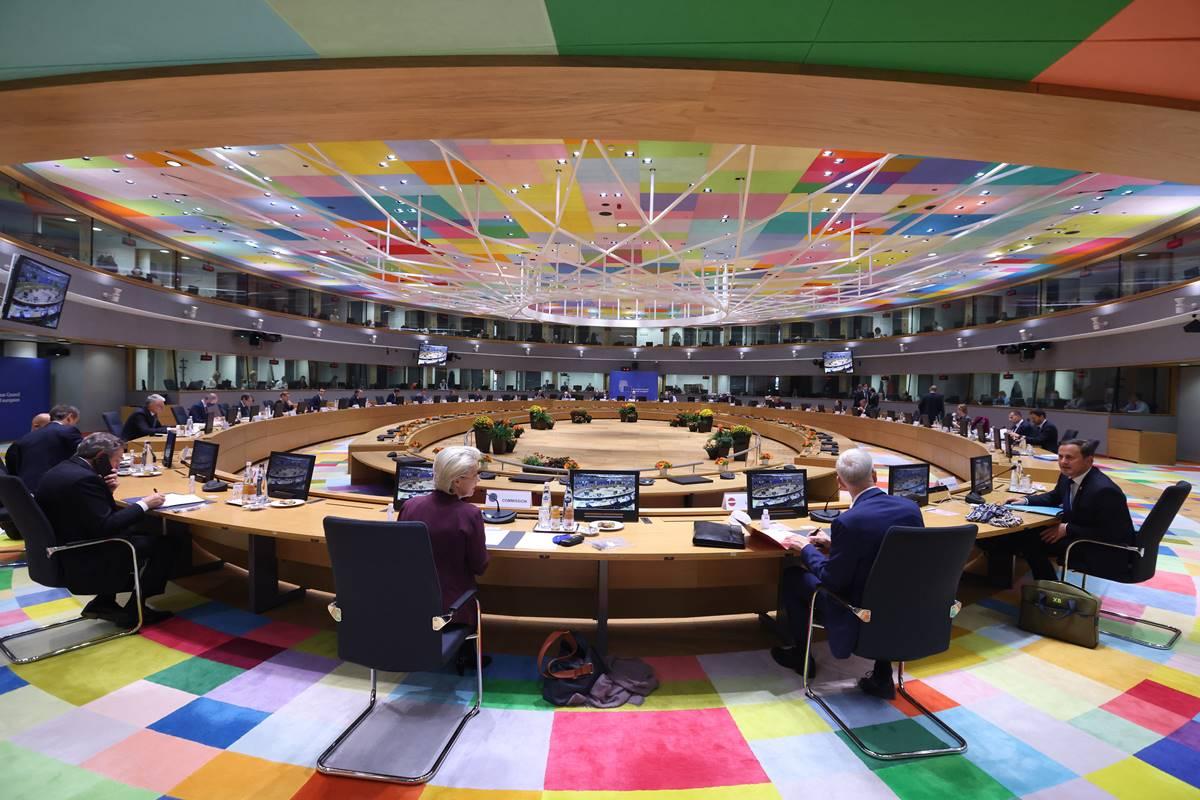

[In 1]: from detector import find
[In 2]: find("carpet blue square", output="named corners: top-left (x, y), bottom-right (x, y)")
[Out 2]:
top-left (148, 696), bottom-right (269, 749)
top-left (940, 707), bottom-right (1076, 795)
top-left (0, 666), bottom-right (28, 695)
top-left (15, 587), bottom-right (70, 607)
top-left (178, 601), bottom-right (268, 636)
top-left (1136, 736), bottom-right (1200, 788)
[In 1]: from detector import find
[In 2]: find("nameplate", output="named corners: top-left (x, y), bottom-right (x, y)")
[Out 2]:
top-left (721, 492), bottom-right (748, 511)
top-left (486, 489), bottom-right (533, 509)
top-left (937, 476), bottom-right (959, 489)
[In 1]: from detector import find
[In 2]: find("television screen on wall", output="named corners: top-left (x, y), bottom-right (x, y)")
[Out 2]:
top-left (417, 343), bottom-right (448, 365)
top-left (1, 255), bottom-right (71, 329)
top-left (822, 350), bottom-right (853, 374)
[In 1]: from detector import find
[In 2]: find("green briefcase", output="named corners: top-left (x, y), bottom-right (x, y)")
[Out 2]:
top-left (1018, 580), bottom-right (1099, 648)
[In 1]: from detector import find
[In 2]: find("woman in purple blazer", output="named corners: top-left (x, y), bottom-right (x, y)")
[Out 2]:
top-left (400, 446), bottom-right (489, 666)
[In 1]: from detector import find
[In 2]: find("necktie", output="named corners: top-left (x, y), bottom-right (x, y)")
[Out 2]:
top-left (1063, 480), bottom-right (1074, 514)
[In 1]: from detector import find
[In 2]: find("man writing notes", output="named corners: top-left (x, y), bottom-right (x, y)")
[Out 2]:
top-left (772, 448), bottom-right (923, 699)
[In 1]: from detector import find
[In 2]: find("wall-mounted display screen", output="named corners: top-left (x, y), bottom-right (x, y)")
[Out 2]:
top-left (1, 255), bottom-right (70, 329)
top-left (418, 343), bottom-right (448, 365)
top-left (822, 350), bottom-right (853, 374)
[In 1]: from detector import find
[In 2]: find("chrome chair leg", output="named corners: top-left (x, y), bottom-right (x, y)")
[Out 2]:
top-left (316, 601), bottom-right (484, 784)
top-left (802, 596), bottom-right (966, 760)
top-left (1097, 609), bottom-right (1182, 650)
top-left (0, 539), bottom-right (143, 665)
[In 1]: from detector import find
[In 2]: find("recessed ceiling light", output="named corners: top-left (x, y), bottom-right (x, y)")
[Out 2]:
top-left (572, 150), bottom-right (581, 157)
top-left (556, 158), bottom-right (568, 165)
top-left (980, 190), bottom-right (991, 195)
top-left (262, 176), bottom-right (272, 182)
top-left (834, 158), bottom-right (844, 164)
top-left (387, 153), bottom-right (397, 160)
top-left (521, 183), bottom-right (531, 189)
top-left (92, 226), bottom-right (102, 231)
top-left (111, 168), bottom-right (120, 173)
top-left (159, 249), bottom-right (169, 254)
top-left (823, 171), bottom-right (833, 177)
top-left (617, 222), bottom-right (628, 228)
top-left (165, 159), bottom-right (182, 167)
top-left (642, 157), bottom-right (652, 164)
top-left (844, 182), bottom-right (854, 188)
top-left (975, 171), bottom-right (985, 177)
top-left (378, 161), bottom-right (388, 167)
top-left (614, 192), bottom-right (622, 197)
top-left (624, 150), bottom-right (635, 157)
top-left (703, 187), bottom-right (712, 193)
top-left (248, 150), bottom-right (259, 157)
top-left (822, 150), bottom-right (833, 157)
top-left (1071, 204), bottom-right (1082, 210)
top-left (509, 188), bottom-right (519, 195)
top-left (124, 153), bottom-right (135, 159)
top-left (1093, 196), bottom-right (1104, 201)
top-left (63, 216), bottom-right (77, 222)
top-left (80, 156), bottom-right (91, 161)
top-left (125, 179), bottom-right (135, 184)
top-left (1122, 189), bottom-right (1133, 195)
top-left (1137, 252), bottom-right (1148, 257)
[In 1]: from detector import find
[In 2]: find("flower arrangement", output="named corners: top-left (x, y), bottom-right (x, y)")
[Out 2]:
top-left (731, 424), bottom-right (753, 435)
top-left (432, 446), bottom-right (443, 454)
top-left (521, 454), bottom-right (544, 466)
top-left (512, 424), bottom-right (525, 438)
top-left (473, 415), bottom-right (494, 430)
top-left (622, 402), bottom-right (637, 411)
top-left (697, 408), bottom-right (714, 417)
top-left (655, 460), bottom-right (672, 470)
top-left (529, 405), bottom-right (544, 413)
top-left (761, 452), bottom-right (773, 460)
top-left (715, 457), bottom-right (730, 467)
top-left (561, 457), bottom-right (580, 471)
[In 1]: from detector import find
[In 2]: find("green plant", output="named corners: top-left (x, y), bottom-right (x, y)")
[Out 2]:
top-left (731, 424), bottom-right (753, 435)
top-left (531, 408), bottom-right (553, 425)
top-left (698, 408), bottom-right (714, 418)
top-left (715, 429), bottom-right (734, 445)
top-left (521, 454), bottom-right (544, 466)
top-left (492, 420), bottom-right (515, 441)
top-left (473, 415), bottom-right (494, 430)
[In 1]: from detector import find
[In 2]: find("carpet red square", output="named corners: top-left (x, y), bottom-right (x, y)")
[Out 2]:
top-left (544, 707), bottom-right (768, 791)
top-left (141, 616), bottom-right (236, 656)
top-left (199, 637), bottom-right (286, 670)
top-left (1127, 680), bottom-right (1200, 720)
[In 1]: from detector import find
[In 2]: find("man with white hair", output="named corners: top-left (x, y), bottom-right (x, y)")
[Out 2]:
top-left (773, 447), bottom-right (924, 699)
top-left (122, 393), bottom-right (169, 440)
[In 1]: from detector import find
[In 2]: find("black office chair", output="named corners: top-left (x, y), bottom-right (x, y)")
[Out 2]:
top-left (376, 395), bottom-right (385, 405)
top-left (485, 394), bottom-right (494, 401)
top-left (1061, 429), bottom-right (1079, 442)
top-left (100, 411), bottom-right (124, 436)
top-left (1059, 481), bottom-right (1191, 650)
top-left (318, 518), bottom-right (482, 783)
top-left (171, 405), bottom-right (188, 425)
top-left (0, 475), bottom-right (144, 663)
top-left (337, 398), bottom-right (350, 410)
top-left (803, 524), bottom-right (978, 760)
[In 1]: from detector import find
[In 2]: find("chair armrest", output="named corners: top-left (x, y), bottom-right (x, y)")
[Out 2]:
top-left (47, 537), bottom-right (138, 559)
top-left (1062, 538), bottom-right (1143, 576)
top-left (327, 601), bottom-right (341, 623)
top-left (815, 584), bottom-right (872, 623)
top-left (432, 588), bottom-right (478, 631)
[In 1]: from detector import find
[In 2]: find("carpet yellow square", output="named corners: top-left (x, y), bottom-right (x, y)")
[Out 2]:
top-left (1087, 756), bottom-right (1197, 799)
top-left (13, 634), bottom-right (190, 705)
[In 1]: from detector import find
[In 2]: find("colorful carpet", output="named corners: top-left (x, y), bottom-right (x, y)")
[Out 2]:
top-left (2, 487), bottom-right (1199, 798)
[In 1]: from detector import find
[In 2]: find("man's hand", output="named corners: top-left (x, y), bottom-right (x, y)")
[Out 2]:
top-left (1040, 522), bottom-right (1068, 544)
top-left (143, 492), bottom-right (166, 509)
top-left (102, 473), bottom-right (119, 491)
top-left (808, 531), bottom-right (831, 552)
top-left (1008, 496), bottom-right (1026, 505)
top-left (781, 535), bottom-right (809, 552)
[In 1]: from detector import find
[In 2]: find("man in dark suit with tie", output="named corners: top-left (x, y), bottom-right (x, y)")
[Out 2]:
top-left (309, 387), bottom-right (327, 411)
top-left (188, 393), bottom-right (219, 424)
top-left (347, 388), bottom-right (368, 408)
top-left (1007, 410), bottom-right (1033, 441)
top-left (1006, 439), bottom-right (1133, 580)
top-left (121, 394), bottom-right (169, 440)
top-left (774, 448), bottom-right (924, 698)
top-left (917, 385), bottom-right (945, 426)
top-left (4, 404), bottom-right (83, 493)
top-left (1025, 409), bottom-right (1059, 453)
top-left (233, 394), bottom-right (255, 418)
top-left (35, 433), bottom-right (172, 626)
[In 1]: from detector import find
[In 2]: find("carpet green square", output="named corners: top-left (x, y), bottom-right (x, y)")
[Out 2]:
top-left (0, 741), bottom-right (158, 800)
top-left (877, 752), bottom-right (1015, 800)
top-left (481, 678), bottom-right (556, 711)
top-left (0, 569), bottom-right (13, 591)
top-left (146, 657), bottom-right (244, 696)
top-left (835, 718), bottom-right (960, 771)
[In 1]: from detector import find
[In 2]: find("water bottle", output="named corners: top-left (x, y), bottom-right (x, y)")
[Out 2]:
top-left (1009, 460), bottom-right (1020, 491)
top-left (761, 506), bottom-right (772, 527)
top-left (234, 407), bottom-right (242, 423)
top-left (386, 504), bottom-right (396, 522)
top-left (255, 466), bottom-right (266, 504)
top-left (186, 415), bottom-right (194, 433)
top-left (142, 441), bottom-right (153, 469)
top-left (563, 487), bottom-right (574, 529)
top-left (539, 483), bottom-right (551, 528)
top-left (188, 473), bottom-right (196, 494)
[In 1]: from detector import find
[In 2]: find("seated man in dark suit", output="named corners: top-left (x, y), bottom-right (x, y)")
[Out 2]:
top-left (121, 394), bottom-right (169, 440)
top-left (917, 385), bottom-right (945, 426)
top-left (1025, 409), bottom-right (1059, 452)
top-left (1006, 410), bottom-right (1033, 442)
top-left (347, 388), bottom-right (368, 408)
top-left (1003, 439), bottom-right (1133, 580)
top-left (273, 391), bottom-right (295, 416)
top-left (5, 404), bottom-right (83, 493)
top-left (188, 392), bottom-right (219, 424)
top-left (35, 433), bottom-right (171, 626)
top-left (308, 387), bottom-right (327, 411)
top-left (232, 393), bottom-right (255, 418)
top-left (774, 448), bottom-right (924, 698)
top-left (385, 388), bottom-right (402, 405)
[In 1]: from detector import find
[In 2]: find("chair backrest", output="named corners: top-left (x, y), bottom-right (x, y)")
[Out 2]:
top-left (1061, 428), bottom-right (1078, 441)
top-left (171, 405), bottom-right (189, 424)
top-left (322, 517), bottom-right (447, 672)
top-left (0, 474), bottom-right (65, 588)
top-left (855, 524), bottom-right (978, 663)
top-left (1129, 481), bottom-right (1192, 582)
top-left (100, 411), bottom-right (124, 436)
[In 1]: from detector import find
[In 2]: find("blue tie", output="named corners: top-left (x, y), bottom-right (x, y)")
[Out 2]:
top-left (1062, 480), bottom-right (1073, 515)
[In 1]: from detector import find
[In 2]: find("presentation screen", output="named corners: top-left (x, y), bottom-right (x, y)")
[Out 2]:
top-left (822, 350), bottom-right (853, 374)
top-left (266, 451), bottom-right (317, 501)
top-left (2, 255), bottom-right (71, 329)
top-left (0, 356), bottom-right (50, 442)
top-left (418, 343), bottom-right (448, 365)
top-left (609, 370), bottom-right (659, 401)
top-left (746, 468), bottom-right (808, 519)
top-left (571, 470), bottom-right (640, 521)
top-left (393, 464), bottom-right (434, 510)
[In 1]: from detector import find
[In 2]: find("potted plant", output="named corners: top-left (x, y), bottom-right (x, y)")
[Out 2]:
top-left (714, 428), bottom-right (733, 457)
top-left (531, 408), bottom-right (554, 430)
top-left (528, 404), bottom-right (544, 425)
top-left (686, 413), bottom-right (699, 432)
top-left (521, 453), bottom-right (545, 472)
top-left (704, 437), bottom-right (721, 460)
top-left (472, 415), bottom-right (494, 453)
top-left (512, 424), bottom-right (525, 438)
top-left (760, 451), bottom-right (773, 466)
top-left (492, 420), bottom-right (516, 453)
top-left (618, 402), bottom-right (638, 422)
top-left (655, 460), bottom-right (672, 477)
top-left (715, 456), bottom-right (734, 479)
top-left (730, 424), bottom-right (752, 461)
top-left (671, 412), bottom-right (688, 428)
top-left (697, 408), bottom-right (714, 433)
top-left (570, 409), bottom-right (592, 424)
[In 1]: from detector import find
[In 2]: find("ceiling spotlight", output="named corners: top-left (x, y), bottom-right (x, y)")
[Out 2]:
top-left (313, 327), bottom-right (323, 338)
top-left (64, 216), bottom-right (77, 222)
top-left (834, 158), bottom-right (844, 164)
top-left (624, 150), bottom-right (635, 157)
top-left (509, 188), bottom-right (519, 195)
top-left (556, 158), bottom-right (568, 165)
top-left (703, 187), bottom-right (712, 193)
top-left (387, 153), bottom-right (397, 160)
top-left (614, 192), bottom-right (622, 197)
top-left (642, 157), bottom-right (652, 164)
top-left (823, 171), bottom-right (833, 177)
top-left (111, 168), bottom-right (120, 173)
top-left (572, 150), bottom-right (581, 157)
top-left (165, 159), bottom-right (182, 167)
top-left (521, 183), bottom-right (531, 189)
top-left (124, 153), bottom-right (135, 160)
top-left (124, 179), bottom-right (135, 184)
top-left (248, 150), bottom-right (259, 157)
top-left (92, 226), bottom-right (102, 232)
top-left (617, 222), bottom-right (628, 228)
top-left (378, 161), bottom-right (388, 167)
top-left (80, 156), bottom-right (91, 161)
top-left (822, 150), bottom-right (833, 157)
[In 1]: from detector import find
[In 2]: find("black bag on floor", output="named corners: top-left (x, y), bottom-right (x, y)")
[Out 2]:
top-left (1018, 579), bottom-right (1099, 648)
top-left (538, 630), bottom-right (605, 706)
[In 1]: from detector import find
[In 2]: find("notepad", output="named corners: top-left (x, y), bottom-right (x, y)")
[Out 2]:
top-left (1007, 504), bottom-right (1063, 517)
top-left (514, 532), bottom-right (560, 550)
top-left (159, 493), bottom-right (206, 508)
top-left (485, 528), bottom-right (525, 549)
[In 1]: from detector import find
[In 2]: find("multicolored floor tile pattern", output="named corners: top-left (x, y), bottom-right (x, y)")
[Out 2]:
top-left (1, 467), bottom-right (1198, 798)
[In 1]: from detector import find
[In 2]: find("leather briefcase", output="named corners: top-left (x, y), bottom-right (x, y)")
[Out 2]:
top-left (692, 521), bottom-right (745, 550)
top-left (1018, 580), bottom-right (1099, 648)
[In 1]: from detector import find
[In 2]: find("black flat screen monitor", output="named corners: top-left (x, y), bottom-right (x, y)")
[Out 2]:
top-left (1, 255), bottom-right (71, 329)
top-left (203, 410), bottom-right (215, 435)
top-left (822, 350), bottom-right (853, 374)
top-left (266, 451), bottom-right (316, 501)
top-left (393, 464), bottom-right (434, 511)
top-left (889, 462), bottom-right (930, 507)
top-left (418, 343), bottom-right (448, 365)
top-left (746, 468), bottom-right (808, 519)
top-left (992, 426), bottom-right (1002, 450)
top-left (161, 430), bottom-right (178, 469)
top-left (188, 440), bottom-right (219, 482)
top-left (1004, 429), bottom-right (1014, 459)
top-left (570, 470), bottom-right (639, 521)
top-left (959, 416), bottom-right (970, 437)
top-left (970, 455), bottom-right (994, 496)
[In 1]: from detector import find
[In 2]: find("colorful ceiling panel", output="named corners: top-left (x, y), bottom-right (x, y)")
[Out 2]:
top-left (2, 1), bottom-right (1198, 102)
top-left (21, 139), bottom-right (1200, 325)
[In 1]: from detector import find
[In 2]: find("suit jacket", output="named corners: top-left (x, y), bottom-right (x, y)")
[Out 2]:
top-left (272, 399), bottom-right (294, 416)
top-left (1026, 468), bottom-right (1133, 547)
top-left (233, 402), bottom-right (254, 418)
top-left (4, 422), bottom-right (82, 493)
top-left (1012, 419), bottom-right (1034, 439)
top-left (1027, 420), bottom-right (1059, 452)
top-left (187, 401), bottom-right (213, 422)
top-left (800, 488), bottom-right (925, 658)
top-left (309, 394), bottom-right (326, 411)
top-left (347, 395), bottom-right (368, 408)
top-left (121, 407), bottom-right (166, 441)
top-left (35, 456), bottom-right (148, 590)
top-left (917, 392), bottom-right (945, 422)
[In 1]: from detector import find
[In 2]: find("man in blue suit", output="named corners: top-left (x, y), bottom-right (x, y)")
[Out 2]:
top-left (188, 393), bottom-right (219, 424)
top-left (773, 448), bottom-right (924, 699)
top-left (5, 404), bottom-right (82, 493)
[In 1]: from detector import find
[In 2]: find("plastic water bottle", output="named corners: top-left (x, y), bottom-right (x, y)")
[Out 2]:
top-left (187, 474), bottom-right (196, 494)
top-left (386, 504), bottom-right (396, 522)
top-left (539, 483), bottom-right (551, 528)
top-left (234, 408), bottom-right (242, 424)
top-left (1009, 460), bottom-right (1020, 491)
top-left (563, 487), bottom-right (574, 529)
top-left (186, 415), bottom-right (193, 432)
top-left (142, 441), bottom-right (153, 469)
top-left (761, 506), bottom-right (772, 528)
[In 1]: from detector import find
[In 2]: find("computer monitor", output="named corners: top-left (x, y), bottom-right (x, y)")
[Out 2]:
top-left (265, 451), bottom-right (316, 501)
top-left (902, 412), bottom-right (914, 424)
top-left (188, 440), bottom-right (219, 482)
top-left (958, 416), bottom-right (970, 437)
top-left (746, 468), bottom-right (808, 519)
top-left (992, 426), bottom-right (1002, 450)
top-left (161, 430), bottom-right (178, 469)
top-left (203, 409), bottom-right (215, 435)
top-left (393, 464), bottom-right (434, 511)
top-left (570, 469), bottom-right (639, 521)
top-left (1004, 429), bottom-right (1014, 459)
top-left (888, 463), bottom-right (930, 507)
top-left (919, 414), bottom-right (932, 428)
top-left (970, 455), bottom-right (994, 496)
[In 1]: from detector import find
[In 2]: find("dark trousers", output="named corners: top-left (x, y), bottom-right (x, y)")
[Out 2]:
top-left (981, 529), bottom-right (1063, 581)
top-left (78, 533), bottom-right (174, 604)
top-left (780, 566), bottom-right (890, 677)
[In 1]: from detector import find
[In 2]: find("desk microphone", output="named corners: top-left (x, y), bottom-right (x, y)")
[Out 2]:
top-left (481, 492), bottom-right (515, 524)
top-left (810, 498), bottom-right (840, 524)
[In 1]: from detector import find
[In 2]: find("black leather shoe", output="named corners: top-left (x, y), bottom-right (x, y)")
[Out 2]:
top-left (116, 606), bottom-right (174, 628)
top-left (857, 670), bottom-right (896, 700)
top-left (770, 647), bottom-right (816, 679)
top-left (81, 596), bottom-right (122, 621)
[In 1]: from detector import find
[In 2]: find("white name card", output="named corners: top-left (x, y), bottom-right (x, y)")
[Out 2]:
top-left (937, 476), bottom-right (959, 489)
top-left (486, 489), bottom-right (533, 509)
top-left (721, 492), bottom-right (748, 511)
